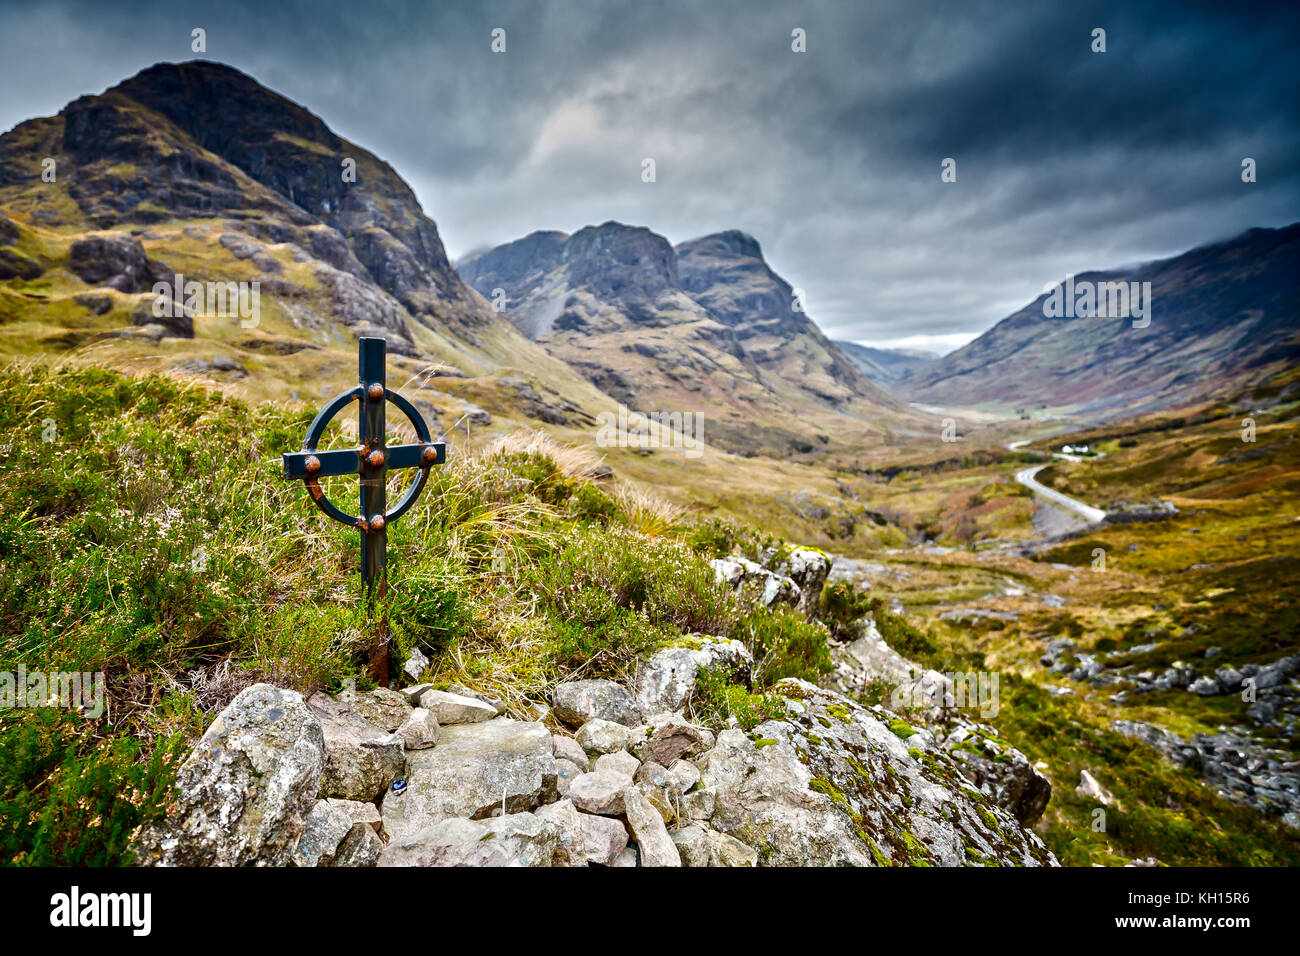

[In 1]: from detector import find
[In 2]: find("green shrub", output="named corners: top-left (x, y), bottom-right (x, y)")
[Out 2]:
top-left (695, 670), bottom-right (787, 731)
top-left (736, 604), bottom-right (833, 687)
top-left (529, 525), bottom-right (737, 637)
top-left (869, 599), bottom-right (937, 662)
top-left (819, 580), bottom-right (873, 638)
top-left (0, 709), bottom-right (184, 865)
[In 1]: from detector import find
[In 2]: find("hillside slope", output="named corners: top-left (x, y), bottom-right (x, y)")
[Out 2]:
top-left (897, 224), bottom-right (1300, 419)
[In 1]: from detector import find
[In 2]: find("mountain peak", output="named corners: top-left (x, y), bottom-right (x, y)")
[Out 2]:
top-left (678, 229), bottom-right (764, 262)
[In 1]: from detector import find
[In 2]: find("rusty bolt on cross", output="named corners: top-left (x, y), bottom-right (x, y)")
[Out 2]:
top-left (282, 337), bottom-right (446, 683)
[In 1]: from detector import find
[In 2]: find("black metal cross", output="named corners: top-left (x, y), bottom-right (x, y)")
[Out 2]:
top-left (282, 337), bottom-right (446, 598)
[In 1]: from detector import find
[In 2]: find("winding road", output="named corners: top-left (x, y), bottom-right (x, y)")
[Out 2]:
top-left (1008, 440), bottom-right (1108, 524)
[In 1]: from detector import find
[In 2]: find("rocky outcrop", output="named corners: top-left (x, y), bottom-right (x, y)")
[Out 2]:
top-left (134, 585), bottom-right (1061, 868)
top-left (69, 233), bottom-right (167, 293)
top-left (697, 680), bottom-right (1057, 866)
top-left (943, 720), bottom-right (1052, 826)
top-left (763, 547), bottom-right (832, 618)
top-left (135, 684), bottom-right (325, 866)
top-left (711, 555), bottom-right (801, 610)
top-left (832, 614), bottom-right (953, 721)
top-left (1114, 719), bottom-right (1300, 827)
top-left (633, 635), bottom-right (752, 718)
top-left (536, 798), bottom-right (629, 865)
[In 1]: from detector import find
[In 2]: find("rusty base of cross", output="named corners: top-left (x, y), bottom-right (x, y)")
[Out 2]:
top-left (282, 337), bottom-right (446, 684)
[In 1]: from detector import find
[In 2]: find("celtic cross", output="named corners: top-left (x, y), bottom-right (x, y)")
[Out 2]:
top-left (282, 337), bottom-right (446, 598)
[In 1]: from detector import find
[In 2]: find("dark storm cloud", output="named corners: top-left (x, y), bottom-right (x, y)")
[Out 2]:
top-left (1, 0), bottom-right (1296, 352)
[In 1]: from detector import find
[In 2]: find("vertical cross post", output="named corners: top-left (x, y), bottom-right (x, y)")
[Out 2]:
top-left (359, 336), bottom-right (387, 600)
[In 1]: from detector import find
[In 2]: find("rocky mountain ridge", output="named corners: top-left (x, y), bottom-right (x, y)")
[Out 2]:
top-left (459, 221), bottom-right (910, 456)
top-left (897, 223), bottom-right (1300, 418)
top-left (0, 60), bottom-right (610, 427)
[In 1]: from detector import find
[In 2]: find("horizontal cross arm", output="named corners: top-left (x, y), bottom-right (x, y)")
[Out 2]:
top-left (386, 442), bottom-right (446, 470)
top-left (282, 447), bottom-right (362, 479)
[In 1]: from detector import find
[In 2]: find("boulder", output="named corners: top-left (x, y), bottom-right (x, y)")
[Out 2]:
top-left (308, 693), bottom-right (406, 801)
top-left (631, 714), bottom-right (714, 767)
top-left (69, 233), bottom-right (154, 292)
top-left (705, 829), bottom-right (759, 866)
top-left (633, 636), bottom-right (752, 718)
top-left (379, 812), bottom-right (564, 867)
top-left (326, 798), bottom-right (382, 832)
top-left (623, 786), bottom-right (681, 867)
top-left (634, 781), bottom-right (677, 825)
top-left (668, 759), bottom-right (702, 795)
top-left (670, 825), bottom-right (710, 866)
top-left (554, 758), bottom-right (583, 796)
top-left (135, 683), bottom-right (325, 866)
top-left (1189, 676), bottom-right (1220, 696)
top-left (635, 761), bottom-right (673, 791)
top-left (552, 679), bottom-right (641, 727)
top-left (380, 718), bottom-right (558, 841)
top-left (680, 788), bottom-right (716, 822)
top-left (401, 683), bottom-right (437, 705)
top-left (415, 688), bottom-right (498, 725)
top-left (637, 758), bottom-right (702, 796)
top-left (764, 546), bottom-right (832, 618)
top-left (536, 799), bottom-right (630, 866)
top-left (699, 680), bottom-right (1058, 866)
top-left (568, 770), bottom-right (634, 815)
top-left (395, 707), bottom-right (440, 750)
top-left (575, 718), bottom-right (635, 756)
top-left (328, 822), bottom-right (383, 867)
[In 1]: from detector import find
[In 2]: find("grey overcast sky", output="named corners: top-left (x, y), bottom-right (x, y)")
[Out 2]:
top-left (1, 0), bottom-right (1296, 353)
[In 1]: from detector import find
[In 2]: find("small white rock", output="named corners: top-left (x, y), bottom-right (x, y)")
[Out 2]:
top-left (576, 718), bottom-right (635, 756)
top-left (552, 734), bottom-right (590, 772)
top-left (568, 771), bottom-right (634, 815)
top-left (395, 707), bottom-right (440, 750)
top-left (594, 750), bottom-right (640, 778)
top-left (416, 689), bottom-right (497, 725)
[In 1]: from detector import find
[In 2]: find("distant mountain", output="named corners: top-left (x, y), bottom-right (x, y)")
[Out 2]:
top-left (0, 60), bottom-right (601, 426)
top-left (897, 224), bottom-right (1300, 418)
top-left (460, 223), bottom-right (905, 455)
top-left (834, 340), bottom-right (937, 386)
